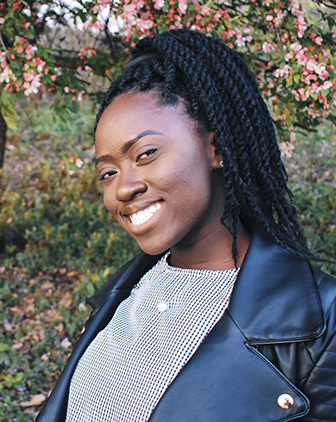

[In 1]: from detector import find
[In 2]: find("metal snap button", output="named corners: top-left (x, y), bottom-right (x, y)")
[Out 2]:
top-left (277, 394), bottom-right (294, 409)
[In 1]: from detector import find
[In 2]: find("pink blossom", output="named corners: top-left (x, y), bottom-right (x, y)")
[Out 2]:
top-left (135, 16), bottom-right (154, 32)
top-left (314, 63), bottom-right (329, 80)
top-left (274, 9), bottom-right (286, 26)
top-left (295, 15), bottom-right (307, 38)
top-left (306, 58), bottom-right (317, 71)
top-left (153, 0), bottom-right (165, 10)
top-left (280, 141), bottom-right (295, 158)
top-left (308, 105), bottom-right (319, 118)
top-left (289, 42), bottom-right (302, 53)
top-left (77, 91), bottom-right (84, 102)
top-left (234, 29), bottom-right (252, 47)
top-left (32, 57), bottom-right (45, 73)
top-left (291, 88), bottom-right (304, 101)
top-left (23, 73), bottom-right (41, 96)
top-left (298, 88), bottom-right (306, 99)
top-left (0, 66), bottom-right (13, 84)
top-left (284, 51), bottom-right (293, 62)
top-left (51, 75), bottom-right (57, 81)
top-left (25, 44), bottom-right (36, 60)
top-left (17, 47), bottom-right (24, 54)
top-left (178, 0), bottom-right (187, 14)
top-left (262, 42), bottom-right (274, 53)
top-left (235, 33), bottom-right (246, 47)
top-left (91, 0), bottom-right (112, 11)
top-left (322, 81), bottom-right (332, 91)
top-left (75, 158), bottom-right (84, 168)
top-left (303, 74), bottom-right (318, 84)
top-left (315, 36), bottom-right (323, 46)
top-left (23, 72), bottom-right (34, 82)
top-left (64, 86), bottom-right (70, 93)
top-left (200, 5), bottom-right (211, 16)
top-left (89, 21), bottom-right (104, 29)
top-left (98, 0), bottom-right (112, 6)
top-left (274, 64), bottom-right (292, 78)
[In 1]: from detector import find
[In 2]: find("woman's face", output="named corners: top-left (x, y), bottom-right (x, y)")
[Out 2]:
top-left (95, 91), bottom-right (225, 256)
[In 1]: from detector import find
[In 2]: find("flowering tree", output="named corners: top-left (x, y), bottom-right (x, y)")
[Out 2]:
top-left (0, 0), bottom-right (335, 168)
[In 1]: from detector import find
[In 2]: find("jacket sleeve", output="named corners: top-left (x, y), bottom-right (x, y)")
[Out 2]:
top-left (299, 269), bottom-right (336, 421)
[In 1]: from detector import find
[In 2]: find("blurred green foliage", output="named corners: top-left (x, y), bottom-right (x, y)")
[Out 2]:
top-left (0, 99), bottom-right (140, 287)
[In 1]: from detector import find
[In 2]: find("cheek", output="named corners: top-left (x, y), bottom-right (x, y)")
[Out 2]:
top-left (103, 187), bottom-right (117, 216)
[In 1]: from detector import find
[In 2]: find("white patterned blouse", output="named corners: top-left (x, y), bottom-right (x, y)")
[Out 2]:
top-left (66, 253), bottom-right (239, 422)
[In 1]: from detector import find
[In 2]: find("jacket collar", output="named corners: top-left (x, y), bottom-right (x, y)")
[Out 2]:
top-left (227, 230), bottom-right (324, 344)
top-left (88, 230), bottom-right (324, 345)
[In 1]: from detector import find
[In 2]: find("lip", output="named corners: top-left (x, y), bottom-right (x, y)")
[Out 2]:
top-left (122, 200), bottom-right (162, 217)
top-left (123, 200), bottom-right (163, 235)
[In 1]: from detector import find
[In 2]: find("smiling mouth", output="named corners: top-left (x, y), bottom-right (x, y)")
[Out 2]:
top-left (129, 202), bottom-right (162, 226)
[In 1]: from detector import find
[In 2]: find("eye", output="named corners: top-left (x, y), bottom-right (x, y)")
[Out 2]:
top-left (99, 170), bottom-right (117, 181)
top-left (136, 148), bottom-right (158, 163)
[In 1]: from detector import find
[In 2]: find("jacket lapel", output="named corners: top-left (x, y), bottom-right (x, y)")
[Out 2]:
top-left (228, 230), bottom-right (324, 344)
top-left (150, 231), bottom-right (323, 421)
top-left (149, 310), bottom-right (310, 421)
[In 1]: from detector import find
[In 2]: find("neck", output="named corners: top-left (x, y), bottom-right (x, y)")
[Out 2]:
top-left (169, 223), bottom-right (251, 271)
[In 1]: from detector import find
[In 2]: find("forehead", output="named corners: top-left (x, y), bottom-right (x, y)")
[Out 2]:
top-left (95, 91), bottom-right (196, 145)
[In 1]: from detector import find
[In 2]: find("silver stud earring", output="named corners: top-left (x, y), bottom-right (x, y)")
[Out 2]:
top-left (219, 160), bottom-right (224, 168)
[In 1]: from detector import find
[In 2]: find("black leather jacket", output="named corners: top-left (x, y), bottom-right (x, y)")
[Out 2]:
top-left (36, 231), bottom-right (336, 421)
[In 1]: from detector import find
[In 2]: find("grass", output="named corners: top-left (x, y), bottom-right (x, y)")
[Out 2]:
top-left (0, 99), bottom-right (335, 420)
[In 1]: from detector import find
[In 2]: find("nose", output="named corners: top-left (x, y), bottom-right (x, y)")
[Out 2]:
top-left (115, 168), bottom-right (147, 202)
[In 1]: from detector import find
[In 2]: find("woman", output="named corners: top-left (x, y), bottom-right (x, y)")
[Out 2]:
top-left (37, 29), bottom-right (336, 422)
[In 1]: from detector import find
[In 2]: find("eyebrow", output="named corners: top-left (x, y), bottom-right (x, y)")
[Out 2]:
top-left (95, 130), bottom-right (163, 167)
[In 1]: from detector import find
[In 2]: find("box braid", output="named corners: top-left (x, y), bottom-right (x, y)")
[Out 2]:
top-left (95, 28), bottom-right (316, 264)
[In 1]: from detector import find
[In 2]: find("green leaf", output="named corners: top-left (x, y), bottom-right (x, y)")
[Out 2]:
top-left (286, 115), bottom-right (293, 127)
top-left (0, 343), bottom-right (11, 352)
top-left (286, 75), bottom-right (293, 87)
top-left (4, 373), bottom-right (24, 388)
top-left (294, 74), bottom-right (301, 84)
top-left (0, 106), bottom-right (18, 130)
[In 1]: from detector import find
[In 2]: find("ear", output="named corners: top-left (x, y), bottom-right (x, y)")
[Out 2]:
top-left (206, 132), bottom-right (223, 169)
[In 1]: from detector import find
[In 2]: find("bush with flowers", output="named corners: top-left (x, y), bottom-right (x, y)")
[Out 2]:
top-left (0, 0), bottom-right (336, 168)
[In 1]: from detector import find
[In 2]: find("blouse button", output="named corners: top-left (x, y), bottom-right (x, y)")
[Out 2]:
top-left (157, 302), bottom-right (169, 313)
top-left (277, 394), bottom-right (294, 409)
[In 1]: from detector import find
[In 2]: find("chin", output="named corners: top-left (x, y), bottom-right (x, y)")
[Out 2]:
top-left (138, 242), bottom-right (169, 256)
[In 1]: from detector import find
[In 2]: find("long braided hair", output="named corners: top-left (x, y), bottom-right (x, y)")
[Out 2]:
top-left (95, 28), bottom-right (314, 264)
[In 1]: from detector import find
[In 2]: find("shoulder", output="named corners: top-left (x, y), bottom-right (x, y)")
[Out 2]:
top-left (310, 264), bottom-right (336, 316)
top-left (307, 264), bottom-right (336, 354)
top-left (298, 266), bottom-right (336, 420)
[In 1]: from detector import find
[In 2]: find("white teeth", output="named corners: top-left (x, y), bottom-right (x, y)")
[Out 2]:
top-left (130, 202), bottom-right (162, 226)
